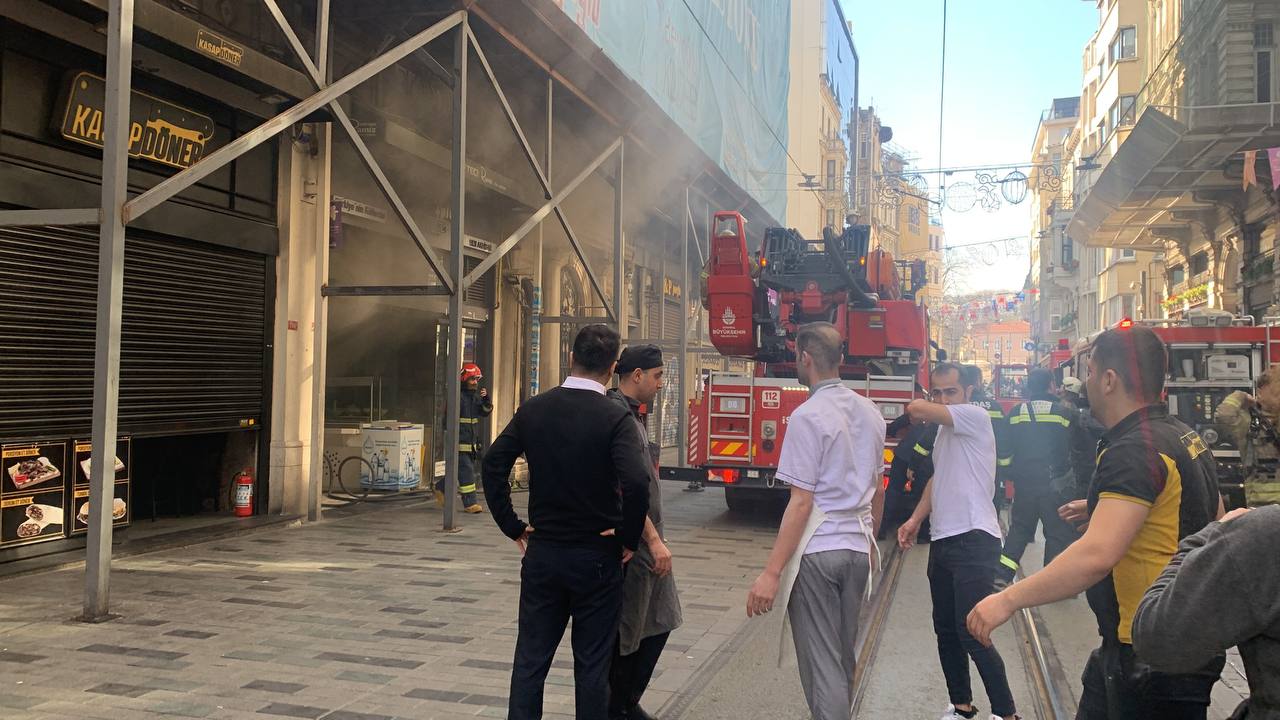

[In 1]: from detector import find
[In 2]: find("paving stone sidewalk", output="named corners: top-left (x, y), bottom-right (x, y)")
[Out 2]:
top-left (0, 485), bottom-right (779, 720)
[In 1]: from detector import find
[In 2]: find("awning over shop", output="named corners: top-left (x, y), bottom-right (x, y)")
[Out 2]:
top-left (1069, 103), bottom-right (1280, 249)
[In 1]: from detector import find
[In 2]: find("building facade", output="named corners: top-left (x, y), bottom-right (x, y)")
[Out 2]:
top-left (1071, 0), bottom-right (1280, 326)
top-left (1027, 97), bottom-right (1082, 354)
top-left (0, 0), bottom-right (791, 561)
top-left (785, 0), bottom-right (858, 239)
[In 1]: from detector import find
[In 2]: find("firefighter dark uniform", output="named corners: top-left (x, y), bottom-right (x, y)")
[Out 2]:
top-left (1076, 405), bottom-right (1224, 719)
top-left (970, 391), bottom-right (1010, 510)
top-left (1215, 390), bottom-right (1280, 507)
top-left (436, 363), bottom-right (491, 513)
top-left (996, 393), bottom-right (1079, 583)
top-left (883, 420), bottom-right (935, 541)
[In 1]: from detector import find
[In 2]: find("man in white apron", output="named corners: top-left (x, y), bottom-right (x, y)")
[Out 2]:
top-left (746, 322), bottom-right (886, 720)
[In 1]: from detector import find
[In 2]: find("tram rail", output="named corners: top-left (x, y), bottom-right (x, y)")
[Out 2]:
top-left (851, 538), bottom-right (1077, 720)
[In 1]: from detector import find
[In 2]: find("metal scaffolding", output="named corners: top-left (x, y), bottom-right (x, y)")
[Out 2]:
top-left (0, 2), bottom-right (629, 620)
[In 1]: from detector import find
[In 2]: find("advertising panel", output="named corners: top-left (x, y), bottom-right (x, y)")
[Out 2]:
top-left (69, 438), bottom-right (132, 536)
top-left (555, 0), bottom-right (791, 222)
top-left (1, 442), bottom-right (68, 548)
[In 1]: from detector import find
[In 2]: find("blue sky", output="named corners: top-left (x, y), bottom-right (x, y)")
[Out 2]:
top-left (840, 0), bottom-right (1098, 294)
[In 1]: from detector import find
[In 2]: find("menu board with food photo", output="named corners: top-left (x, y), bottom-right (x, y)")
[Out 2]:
top-left (1, 442), bottom-right (68, 548)
top-left (68, 437), bottom-right (130, 537)
top-left (69, 481), bottom-right (130, 535)
top-left (73, 438), bottom-right (130, 486)
top-left (1, 491), bottom-right (67, 546)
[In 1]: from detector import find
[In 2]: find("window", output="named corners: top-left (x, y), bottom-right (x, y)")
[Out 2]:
top-left (1169, 264), bottom-right (1185, 286)
top-left (827, 160), bottom-right (837, 190)
top-left (1120, 248), bottom-right (1135, 259)
top-left (1258, 51), bottom-right (1273, 103)
top-left (1061, 237), bottom-right (1074, 266)
top-left (908, 206), bottom-right (921, 226)
top-left (1190, 251), bottom-right (1209, 276)
top-left (1110, 27), bottom-right (1136, 63)
top-left (1257, 22), bottom-right (1274, 48)
top-left (1109, 95), bottom-right (1137, 130)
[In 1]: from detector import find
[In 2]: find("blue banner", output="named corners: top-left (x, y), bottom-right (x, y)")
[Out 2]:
top-left (555, 0), bottom-right (791, 222)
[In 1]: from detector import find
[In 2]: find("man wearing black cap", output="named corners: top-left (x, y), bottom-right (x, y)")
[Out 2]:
top-left (606, 344), bottom-right (682, 720)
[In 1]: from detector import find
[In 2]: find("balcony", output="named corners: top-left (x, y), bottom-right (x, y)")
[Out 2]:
top-left (821, 134), bottom-right (846, 155)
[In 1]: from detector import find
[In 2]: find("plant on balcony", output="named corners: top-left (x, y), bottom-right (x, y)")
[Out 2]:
top-left (1161, 282), bottom-right (1210, 312)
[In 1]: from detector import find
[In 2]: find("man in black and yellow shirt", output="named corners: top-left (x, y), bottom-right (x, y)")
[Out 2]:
top-left (966, 325), bottom-right (1225, 719)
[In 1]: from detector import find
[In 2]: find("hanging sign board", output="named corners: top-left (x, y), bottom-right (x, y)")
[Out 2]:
top-left (1, 442), bottom-right (68, 548)
top-left (57, 71), bottom-right (215, 170)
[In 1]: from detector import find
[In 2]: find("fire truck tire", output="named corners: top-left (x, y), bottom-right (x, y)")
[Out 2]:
top-left (724, 486), bottom-right (781, 514)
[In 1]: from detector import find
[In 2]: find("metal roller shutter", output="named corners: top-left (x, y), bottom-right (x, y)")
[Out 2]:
top-left (0, 225), bottom-right (268, 442)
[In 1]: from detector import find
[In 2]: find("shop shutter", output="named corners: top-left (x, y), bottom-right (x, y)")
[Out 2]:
top-left (663, 299), bottom-right (681, 341)
top-left (0, 226), bottom-right (267, 442)
top-left (464, 255), bottom-right (494, 307)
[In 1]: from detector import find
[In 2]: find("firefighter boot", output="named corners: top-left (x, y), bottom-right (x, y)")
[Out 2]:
top-left (434, 489), bottom-right (445, 508)
top-left (462, 492), bottom-right (483, 514)
top-left (994, 555), bottom-right (1018, 590)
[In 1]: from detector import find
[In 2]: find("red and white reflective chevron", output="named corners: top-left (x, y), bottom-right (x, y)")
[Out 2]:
top-left (688, 413), bottom-right (701, 465)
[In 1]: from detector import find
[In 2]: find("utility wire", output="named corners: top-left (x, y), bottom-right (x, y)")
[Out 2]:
top-left (936, 0), bottom-right (948, 195)
top-left (677, 0), bottom-right (827, 203)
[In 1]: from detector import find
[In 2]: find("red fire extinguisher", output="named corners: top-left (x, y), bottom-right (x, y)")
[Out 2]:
top-left (234, 468), bottom-right (255, 517)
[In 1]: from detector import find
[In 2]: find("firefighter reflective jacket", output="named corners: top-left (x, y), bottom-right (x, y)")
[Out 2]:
top-left (1216, 390), bottom-right (1280, 506)
top-left (458, 388), bottom-right (493, 453)
top-left (1001, 393), bottom-right (1074, 488)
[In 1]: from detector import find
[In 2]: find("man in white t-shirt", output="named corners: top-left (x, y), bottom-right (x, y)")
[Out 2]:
top-left (899, 363), bottom-right (1019, 720)
top-left (745, 322), bottom-right (886, 720)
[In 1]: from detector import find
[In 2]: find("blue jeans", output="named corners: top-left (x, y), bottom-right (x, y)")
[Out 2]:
top-left (928, 530), bottom-right (1017, 718)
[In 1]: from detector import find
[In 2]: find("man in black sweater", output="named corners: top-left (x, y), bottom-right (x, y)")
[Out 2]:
top-left (483, 324), bottom-right (651, 720)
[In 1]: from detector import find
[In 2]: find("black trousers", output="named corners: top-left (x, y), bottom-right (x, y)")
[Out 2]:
top-left (1077, 642), bottom-right (1224, 720)
top-left (928, 530), bottom-right (1017, 718)
top-left (509, 539), bottom-right (624, 720)
top-left (1000, 481), bottom-right (1079, 578)
top-left (608, 631), bottom-right (669, 716)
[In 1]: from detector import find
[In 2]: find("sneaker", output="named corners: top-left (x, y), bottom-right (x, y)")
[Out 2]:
top-left (939, 704), bottom-right (978, 720)
top-left (464, 503), bottom-right (484, 514)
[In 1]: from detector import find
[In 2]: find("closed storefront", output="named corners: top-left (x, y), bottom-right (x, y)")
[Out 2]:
top-left (0, 16), bottom-right (277, 557)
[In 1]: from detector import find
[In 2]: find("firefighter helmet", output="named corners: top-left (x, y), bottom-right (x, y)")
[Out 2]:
top-left (460, 363), bottom-right (483, 382)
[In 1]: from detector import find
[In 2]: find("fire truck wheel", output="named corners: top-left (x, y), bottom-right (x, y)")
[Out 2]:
top-left (724, 487), bottom-right (781, 515)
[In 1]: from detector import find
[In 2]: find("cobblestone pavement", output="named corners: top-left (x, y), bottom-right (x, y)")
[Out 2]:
top-left (0, 484), bottom-right (779, 720)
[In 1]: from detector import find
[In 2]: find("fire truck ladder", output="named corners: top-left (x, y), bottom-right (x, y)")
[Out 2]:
top-left (706, 372), bottom-right (755, 464)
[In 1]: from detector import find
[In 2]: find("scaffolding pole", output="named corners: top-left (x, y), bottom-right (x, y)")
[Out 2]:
top-left (614, 140), bottom-right (625, 335)
top-left (442, 21), bottom-right (468, 531)
top-left (82, 0), bottom-right (134, 622)
top-left (678, 187), bottom-right (690, 468)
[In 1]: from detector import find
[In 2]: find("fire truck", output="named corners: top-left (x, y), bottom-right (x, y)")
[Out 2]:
top-left (990, 363), bottom-right (1029, 413)
top-left (1069, 311), bottom-right (1280, 509)
top-left (662, 211), bottom-right (932, 511)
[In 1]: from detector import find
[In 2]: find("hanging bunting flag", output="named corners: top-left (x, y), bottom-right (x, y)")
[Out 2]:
top-left (1244, 149), bottom-right (1259, 190)
top-left (1269, 148), bottom-right (1280, 190)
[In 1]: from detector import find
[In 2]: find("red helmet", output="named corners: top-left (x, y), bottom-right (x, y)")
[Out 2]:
top-left (460, 363), bottom-right (483, 382)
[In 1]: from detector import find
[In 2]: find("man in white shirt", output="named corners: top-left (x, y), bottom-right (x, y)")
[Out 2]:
top-left (746, 322), bottom-right (885, 720)
top-left (899, 363), bottom-right (1019, 720)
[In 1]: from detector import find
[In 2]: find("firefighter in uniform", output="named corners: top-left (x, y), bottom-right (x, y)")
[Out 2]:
top-left (1215, 368), bottom-right (1280, 507)
top-left (436, 362), bottom-right (491, 513)
top-left (995, 369), bottom-right (1080, 586)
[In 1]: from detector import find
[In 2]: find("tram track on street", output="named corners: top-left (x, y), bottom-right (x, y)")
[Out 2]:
top-left (851, 539), bottom-right (1076, 720)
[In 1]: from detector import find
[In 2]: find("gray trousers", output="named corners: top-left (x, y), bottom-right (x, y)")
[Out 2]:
top-left (788, 549), bottom-right (871, 720)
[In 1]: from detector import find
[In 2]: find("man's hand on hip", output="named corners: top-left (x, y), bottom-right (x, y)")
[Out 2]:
top-left (514, 526), bottom-right (534, 556)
